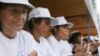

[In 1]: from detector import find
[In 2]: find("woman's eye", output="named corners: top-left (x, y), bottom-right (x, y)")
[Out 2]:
top-left (11, 8), bottom-right (17, 12)
top-left (22, 10), bottom-right (27, 14)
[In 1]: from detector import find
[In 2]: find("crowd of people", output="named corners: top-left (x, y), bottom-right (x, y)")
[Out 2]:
top-left (0, 0), bottom-right (100, 56)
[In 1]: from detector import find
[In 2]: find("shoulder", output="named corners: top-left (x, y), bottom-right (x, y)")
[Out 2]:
top-left (47, 35), bottom-right (57, 43)
top-left (19, 30), bottom-right (37, 55)
top-left (40, 37), bottom-right (48, 43)
top-left (19, 30), bottom-right (37, 45)
top-left (18, 30), bottom-right (35, 42)
top-left (47, 35), bottom-right (55, 40)
top-left (19, 30), bottom-right (34, 38)
top-left (20, 30), bottom-right (32, 35)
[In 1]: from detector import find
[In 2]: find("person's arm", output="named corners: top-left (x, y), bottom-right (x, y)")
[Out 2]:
top-left (21, 31), bottom-right (38, 56)
top-left (29, 51), bottom-right (37, 56)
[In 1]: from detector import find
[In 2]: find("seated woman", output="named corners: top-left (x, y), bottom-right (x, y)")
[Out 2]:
top-left (68, 31), bottom-right (86, 56)
top-left (0, 0), bottom-right (37, 56)
top-left (84, 36), bottom-right (99, 56)
top-left (27, 7), bottom-right (57, 56)
top-left (47, 16), bottom-right (73, 56)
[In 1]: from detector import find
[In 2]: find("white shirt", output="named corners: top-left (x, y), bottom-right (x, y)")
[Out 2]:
top-left (36, 37), bottom-right (57, 56)
top-left (47, 35), bottom-right (73, 56)
top-left (97, 37), bottom-right (100, 55)
top-left (0, 30), bottom-right (37, 56)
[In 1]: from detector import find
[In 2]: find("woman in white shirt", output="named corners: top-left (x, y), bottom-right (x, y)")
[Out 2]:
top-left (48, 16), bottom-right (73, 56)
top-left (0, 0), bottom-right (37, 56)
top-left (27, 7), bottom-right (56, 56)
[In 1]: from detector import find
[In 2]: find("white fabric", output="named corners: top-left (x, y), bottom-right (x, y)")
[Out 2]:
top-left (96, 0), bottom-right (100, 15)
top-left (90, 36), bottom-right (95, 42)
top-left (94, 36), bottom-right (99, 41)
top-left (0, 30), bottom-right (37, 56)
top-left (0, 0), bottom-right (34, 8)
top-left (98, 46), bottom-right (100, 55)
top-left (95, 35), bottom-right (100, 55)
top-left (97, 36), bottom-right (100, 55)
top-left (51, 16), bottom-right (73, 29)
top-left (28, 7), bottom-right (53, 21)
top-left (36, 37), bottom-right (57, 56)
top-left (47, 35), bottom-right (73, 56)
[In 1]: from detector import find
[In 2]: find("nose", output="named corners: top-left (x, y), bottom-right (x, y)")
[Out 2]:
top-left (16, 12), bottom-right (26, 20)
top-left (20, 11), bottom-right (25, 18)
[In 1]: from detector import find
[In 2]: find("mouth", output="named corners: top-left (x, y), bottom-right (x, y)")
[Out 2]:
top-left (14, 22), bottom-right (23, 26)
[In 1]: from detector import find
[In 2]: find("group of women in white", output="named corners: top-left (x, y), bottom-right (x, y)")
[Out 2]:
top-left (27, 7), bottom-right (73, 56)
top-left (0, 0), bottom-right (100, 56)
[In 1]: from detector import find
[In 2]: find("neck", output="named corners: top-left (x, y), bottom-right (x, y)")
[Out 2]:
top-left (55, 34), bottom-right (61, 41)
top-left (2, 27), bottom-right (17, 39)
top-left (32, 30), bottom-right (41, 43)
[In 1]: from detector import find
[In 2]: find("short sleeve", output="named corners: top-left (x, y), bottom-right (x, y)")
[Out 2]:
top-left (26, 33), bottom-right (37, 55)
top-left (21, 30), bottom-right (37, 55)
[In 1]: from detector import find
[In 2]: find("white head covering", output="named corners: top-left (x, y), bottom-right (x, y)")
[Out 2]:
top-left (0, 0), bottom-right (34, 8)
top-left (90, 36), bottom-right (95, 42)
top-left (86, 35), bottom-right (95, 42)
top-left (94, 36), bottom-right (99, 41)
top-left (28, 7), bottom-right (54, 21)
top-left (51, 16), bottom-right (73, 29)
top-left (96, 0), bottom-right (100, 15)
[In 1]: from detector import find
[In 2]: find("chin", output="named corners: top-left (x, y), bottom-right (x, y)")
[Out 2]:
top-left (41, 35), bottom-right (46, 37)
top-left (14, 27), bottom-right (23, 31)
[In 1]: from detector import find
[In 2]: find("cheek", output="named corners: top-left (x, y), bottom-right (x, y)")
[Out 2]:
top-left (58, 30), bottom-right (65, 37)
top-left (65, 30), bottom-right (69, 36)
top-left (78, 37), bottom-right (81, 40)
top-left (66, 31), bottom-right (69, 36)
top-left (23, 14), bottom-right (27, 21)
top-left (1, 12), bottom-right (13, 24)
top-left (37, 25), bottom-right (46, 34)
top-left (60, 30), bottom-right (69, 39)
top-left (41, 24), bottom-right (49, 32)
top-left (61, 29), bottom-right (69, 35)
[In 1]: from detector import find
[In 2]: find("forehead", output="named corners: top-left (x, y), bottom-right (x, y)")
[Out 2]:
top-left (59, 25), bottom-right (68, 28)
top-left (42, 18), bottom-right (50, 22)
top-left (6, 4), bottom-right (28, 9)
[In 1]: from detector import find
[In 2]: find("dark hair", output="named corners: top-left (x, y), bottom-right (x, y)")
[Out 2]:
top-left (51, 25), bottom-right (60, 35)
top-left (0, 2), bottom-right (9, 31)
top-left (0, 2), bottom-right (10, 10)
top-left (27, 17), bottom-right (50, 33)
top-left (68, 31), bottom-right (82, 44)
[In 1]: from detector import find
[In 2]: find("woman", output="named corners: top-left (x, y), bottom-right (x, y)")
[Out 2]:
top-left (86, 36), bottom-right (99, 56)
top-left (68, 31), bottom-right (84, 56)
top-left (0, 0), bottom-right (37, 56)
top-left (47, 16), bottom-right (73, 56)
top-left (27, 7), bottom-right (56, 56)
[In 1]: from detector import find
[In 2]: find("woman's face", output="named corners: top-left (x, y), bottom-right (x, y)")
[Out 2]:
top-left (0, 5), bottom-right (27, 32)
top-left (36, 19), bottom-right (50, 37)
top-left (57, 25), bottom-right (69, 40)
top-left (77, 36), bottom-right (82, 43)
